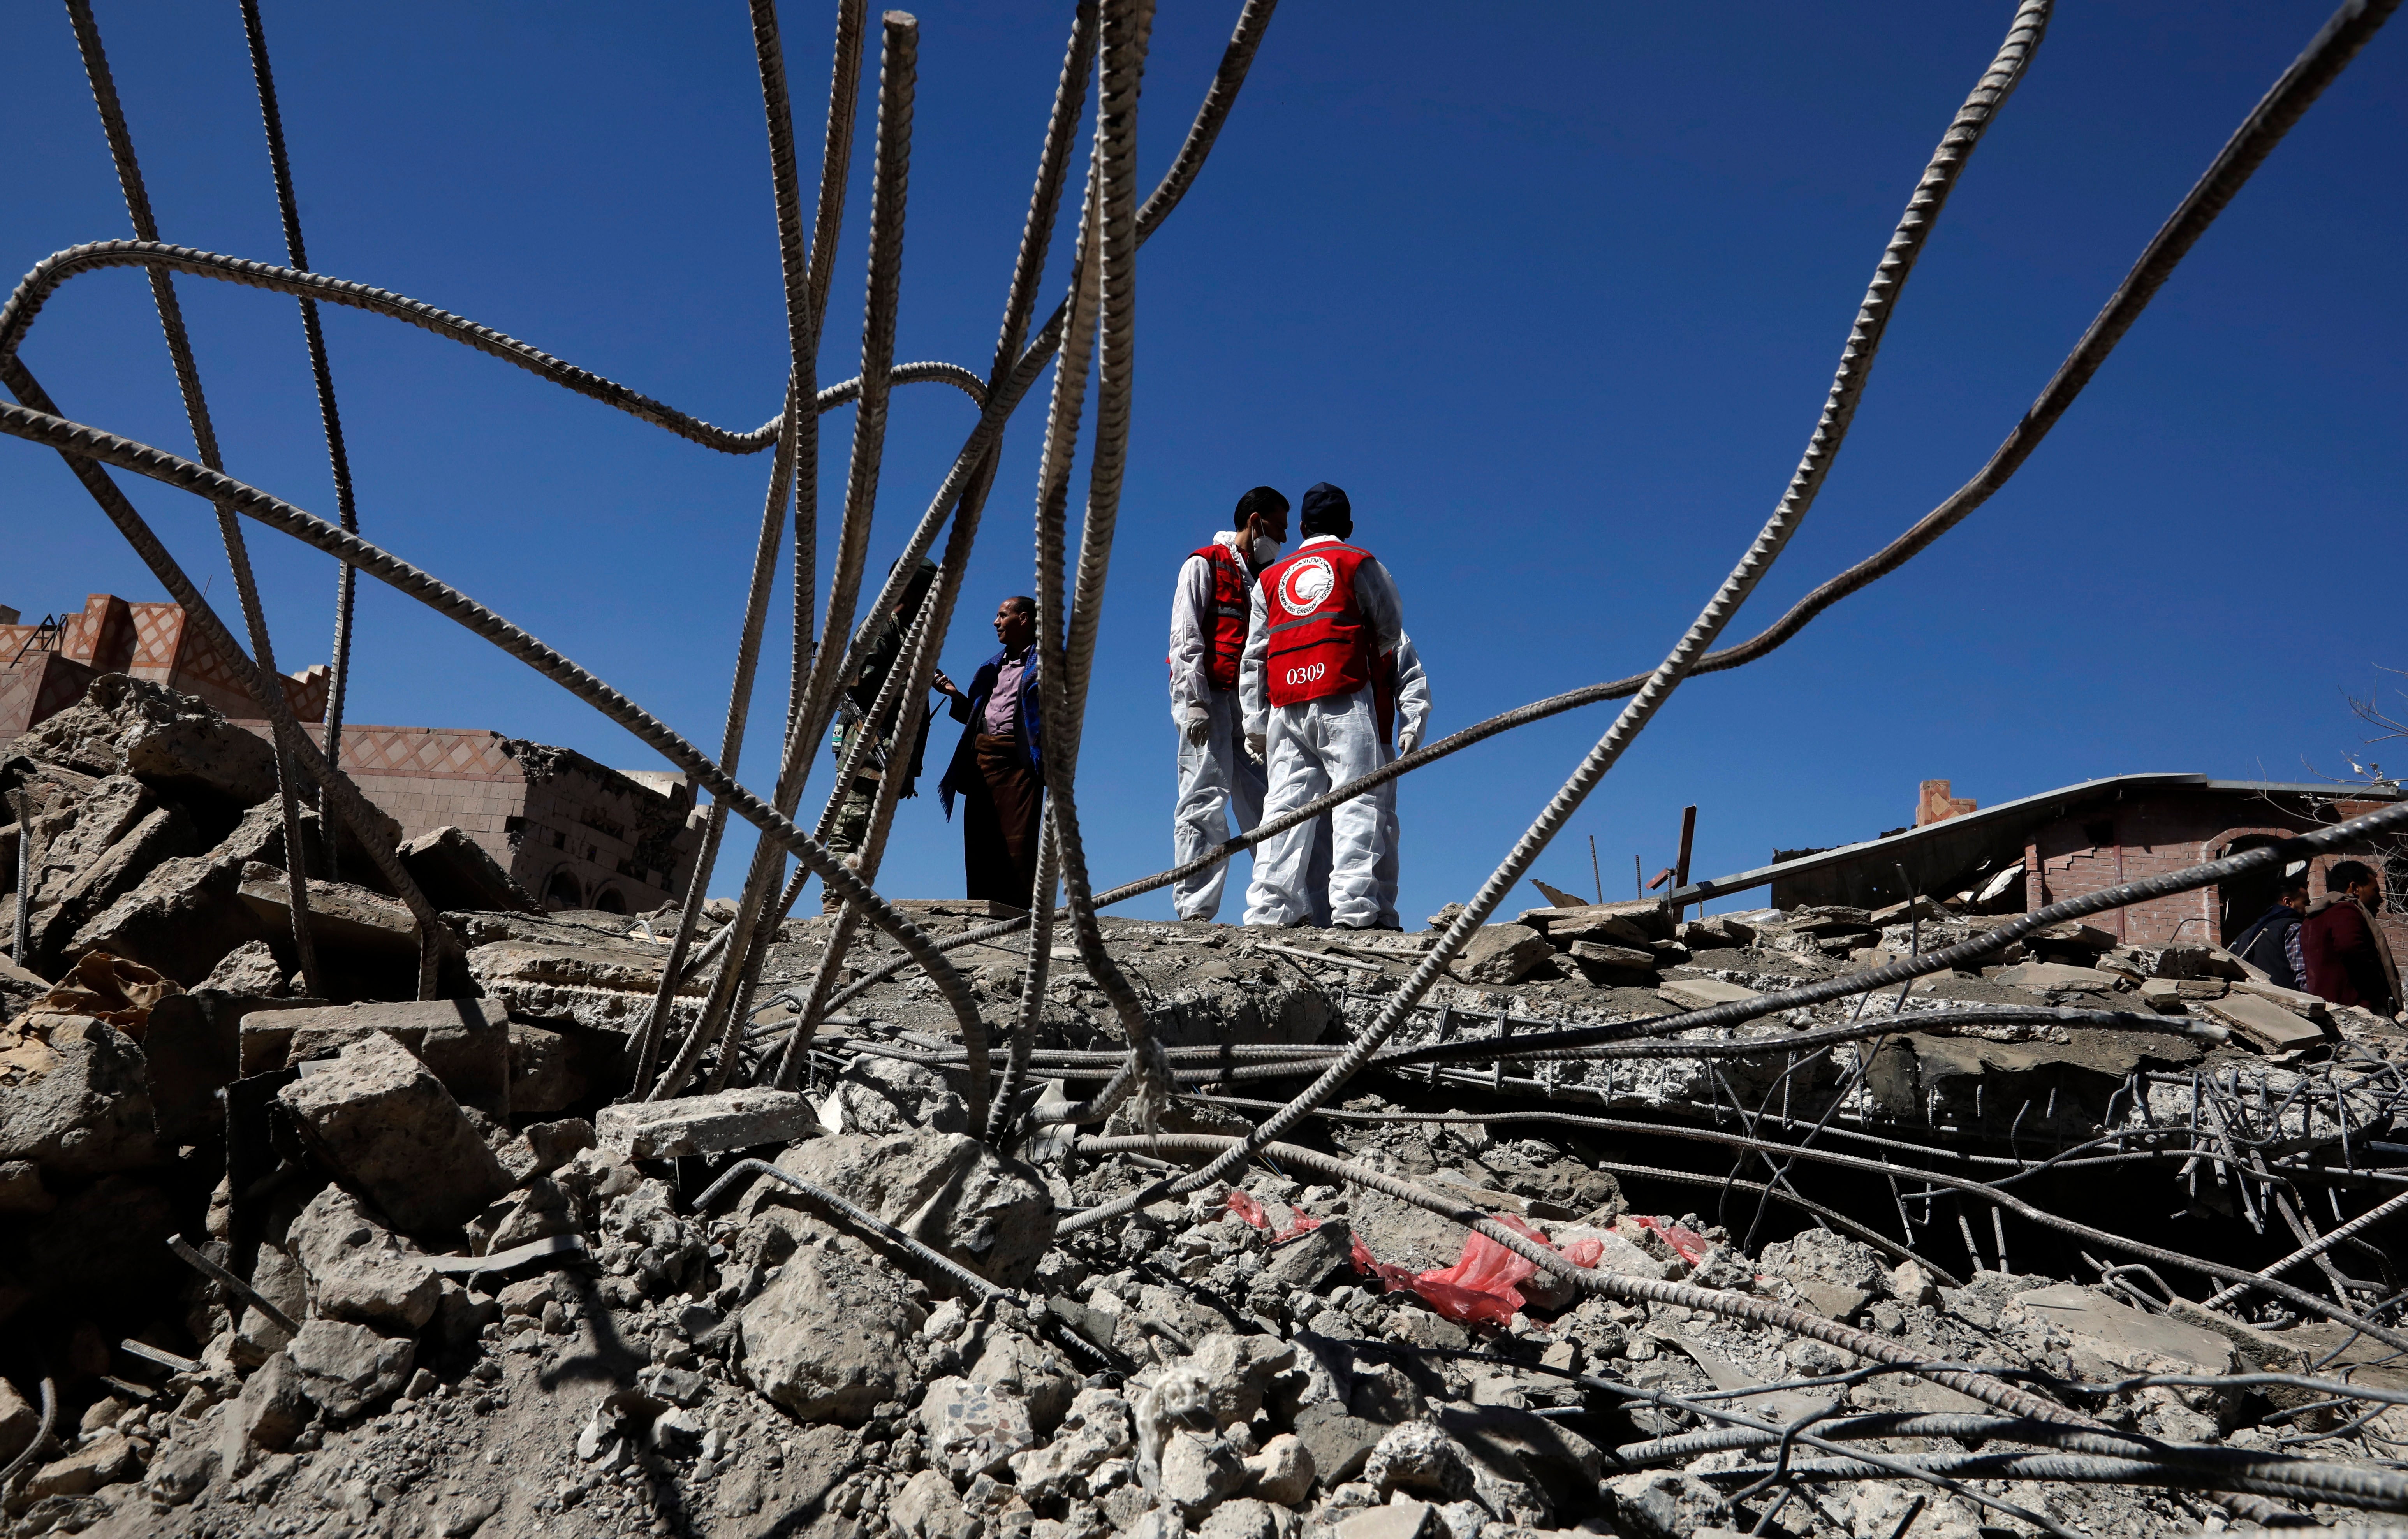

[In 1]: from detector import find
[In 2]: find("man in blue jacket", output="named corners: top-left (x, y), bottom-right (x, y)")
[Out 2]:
top-left (933, 596), bottom-right (1045, 906)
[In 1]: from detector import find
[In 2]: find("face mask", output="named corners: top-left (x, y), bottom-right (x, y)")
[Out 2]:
top-left (1250, 533), bottom-right (1283, 566)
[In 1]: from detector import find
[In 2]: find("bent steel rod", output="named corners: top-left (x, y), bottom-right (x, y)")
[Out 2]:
top-left (729, 0), bottom-right (1105, 1085)
top-left (1083, 0), bottom-right (2396, 918)
top-left (237, 0), bottom-right (370, 883)
top-left (1059, 0), bottom-right (2050, 1233)
top-left (66, 0), bottom-right (327, 996)
top-left (635, 0), bottom-right (868, 1087)
top-left (676, 10), bottom-right (922, 1090)
top-left (1028, 0), bottom-right (1167, 1101)
top-left (0, 241), bottom-right (977, 452)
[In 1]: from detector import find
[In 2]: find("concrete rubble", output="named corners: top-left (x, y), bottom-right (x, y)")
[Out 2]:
top-left (7, 678), bottom-right (2408, 1539)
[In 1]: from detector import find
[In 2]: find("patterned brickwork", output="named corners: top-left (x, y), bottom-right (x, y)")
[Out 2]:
top-left (224, 720), bottom-right (701, 914)
top-left (0, 651), bottom-right (99, 741)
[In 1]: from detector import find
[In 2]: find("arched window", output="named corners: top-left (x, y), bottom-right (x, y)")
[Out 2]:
top-left (593, 886), bottom-right (628, 915)
top-left (543, 868), bottom-right (584, 912)
top-left (2216, 833), bottom-right (2289, 944)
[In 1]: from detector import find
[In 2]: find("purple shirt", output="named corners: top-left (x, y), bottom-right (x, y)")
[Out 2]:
top-left (983, 649), bottom-right (1032, 735)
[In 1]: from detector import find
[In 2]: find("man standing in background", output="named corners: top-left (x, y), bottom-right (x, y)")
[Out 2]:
top-left (934, 597), bottom-right (1045, 907)
top-left (1167, 486), bottom-right (1288, 920)
top-left (2301, 860), bottom-right (2401, 1016)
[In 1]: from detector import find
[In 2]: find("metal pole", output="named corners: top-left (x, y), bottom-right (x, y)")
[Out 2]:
top-left (1589, 834), bottom-right (1602, 905)
top-left (1673, 804), bottom-right (1697, 918)
top-left (11, 790), bottom-right (30, 966)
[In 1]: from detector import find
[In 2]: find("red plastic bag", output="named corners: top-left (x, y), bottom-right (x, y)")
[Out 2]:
top-left (1631, 1215), bottom-right (1711, 1265)
top-left (1229, 1190), bottom-right (1325, 1243)
top-left (1348, 1212), bottom-right (1585, 1328)
top-left (1560, 1237), bottom-right (1604, 1269)
top-left (1226, 1190), bottom-right (1271, 1230)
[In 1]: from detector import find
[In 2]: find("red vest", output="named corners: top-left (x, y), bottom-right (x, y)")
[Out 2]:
top-left (1260, 542), bottom-right (1379, 707)
top-left (1190, 542), bottom-right (1249, 691)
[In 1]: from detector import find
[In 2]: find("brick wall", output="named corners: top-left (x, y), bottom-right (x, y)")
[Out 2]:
top-left (229, 721), bottom-right (701, 914)
top-left (2025, 789), bottom-right (2408, 956)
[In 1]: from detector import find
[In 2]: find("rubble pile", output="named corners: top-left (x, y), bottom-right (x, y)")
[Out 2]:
top-left (8, 679), bottom-right (2408, 1539)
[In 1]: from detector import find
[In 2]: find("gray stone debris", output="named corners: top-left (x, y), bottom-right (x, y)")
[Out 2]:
top-left (276, 1030), bottom-right (511, 1232)
top-left (0, 1012), bottom-right (158, 1177)
top-left (595, 1086), bottom-right (819, 1159)
top-left (759, 1129), bottom-right (1054, 1289)
top-left (287, 1317), bottom-right (415, 1420)
top-left (738, 1233), bottom-right (922, 1422)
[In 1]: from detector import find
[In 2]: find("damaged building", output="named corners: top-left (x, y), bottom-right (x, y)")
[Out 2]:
top-left (1675, 774), bottom-right (2408, 953)
top-left (4, 595), bottom-right (705, 916)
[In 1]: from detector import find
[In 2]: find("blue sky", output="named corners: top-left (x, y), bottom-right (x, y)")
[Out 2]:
top-left (6, 1), bottom-right (2403, 921)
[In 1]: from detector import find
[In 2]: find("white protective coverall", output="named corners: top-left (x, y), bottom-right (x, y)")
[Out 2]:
top-left (1240, 536), bottom-right (1404, 928)
top-left (1167, 531), bottom-right (1266, 920)
top-left (1301, 631), bottom-right (1431, 928)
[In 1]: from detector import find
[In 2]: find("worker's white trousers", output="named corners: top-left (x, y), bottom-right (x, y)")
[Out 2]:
top-left (1170, 689), bottom-right (1264, 921)
top-left (1245, 689), bottom-right (1386, 928)
top-left (1304, 776), bottom-right (1400, 928)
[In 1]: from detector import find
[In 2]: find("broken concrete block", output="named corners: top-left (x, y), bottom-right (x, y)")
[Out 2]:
top-left (595, 1087), bottom-right (816, 1160)
top-left (237, 867), bottom-right (418, 961)
top-left (762, 1130), bottom-right (1054, 1288)
top-left (1240, 1433), bottom-right (1313, 1506)
top-left (220, 1351), bottom-right (308, 1472)
top-left (505, 1023), bottom-right (586, 1119)
top-left (2010, 1283), bottom-right (2233, 1376)
top-left (1264, 1216), bottom-right (1352, 1292)
top-left (20, 1432), bottom-right (141, 1502)
top-left (1655, 977), bottom-right (1758, 1011)
top-left (1566, 939), bottom-right (1656, 985)
top-left (1519, 900), bottom-right (1674, 942)
top-left (1009, 1385), bottom-right (1135, 1500)
top-left (2229, 977), bottom-right (2332, 1022)
top-left (737, 1237), bottom-right (921, 1422)
top-left (465, 938), bottom-right (704, 1040)
top-left (1187, 1333), bottom-right (1298, 1429)
top-left (398, 825), bottom-right (537, 915)
top-left (0, 1378), bottom-right (35, 1467)
top-left (1364, 1421), bottom-right (1477, 1502)
top-left (245, 999), bottom-right (510, 1119)
top-left (276, 1031), bottom-right (509, 1233)
top-left (2193, 992), bottom-right (2326, 1054)
top-left (9, 673), bottom-right (277, 807)
top-left (27, 802), bottom-right (202, 967)
top-left (198, 940), bottom-right (290, 998)
top-left (1991, 961), bottom-right (2123, 994)
top-left (1869, 895), bottom-right (1950, 926)
top-left (287, 1318), bottom-right (415, 1420)
top-left (1455, 926), bottom-right (1553, 985)
top-left (289, 1186), bottom-right (440, 1332)
top-left (0, 1014), bottom-right (158, 1177)
top-left (1157, 1427), bottom-right (1247, 1520)
top-left (1292, 1401), bottom-right (1384, 1488)
top-left (1336, 1499), bottom-right (1438, 1539)
top-left (920, 1374), bottom-right (1038, 1478)
top-left (66, 850), bottom-right (267, 986)
top-left (1679, 914), bottom-right (1756, 949)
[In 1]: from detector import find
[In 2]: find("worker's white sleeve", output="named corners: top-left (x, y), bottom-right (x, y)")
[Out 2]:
top-left (1239, 579), bottom-right (1272, 737)
top-left (1392, 632), bottom-right (1432, 752)
top-left (1167, 554), bottom-right (1216, 721)
top-left (1354, 558), bottom-right (1404, 658)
